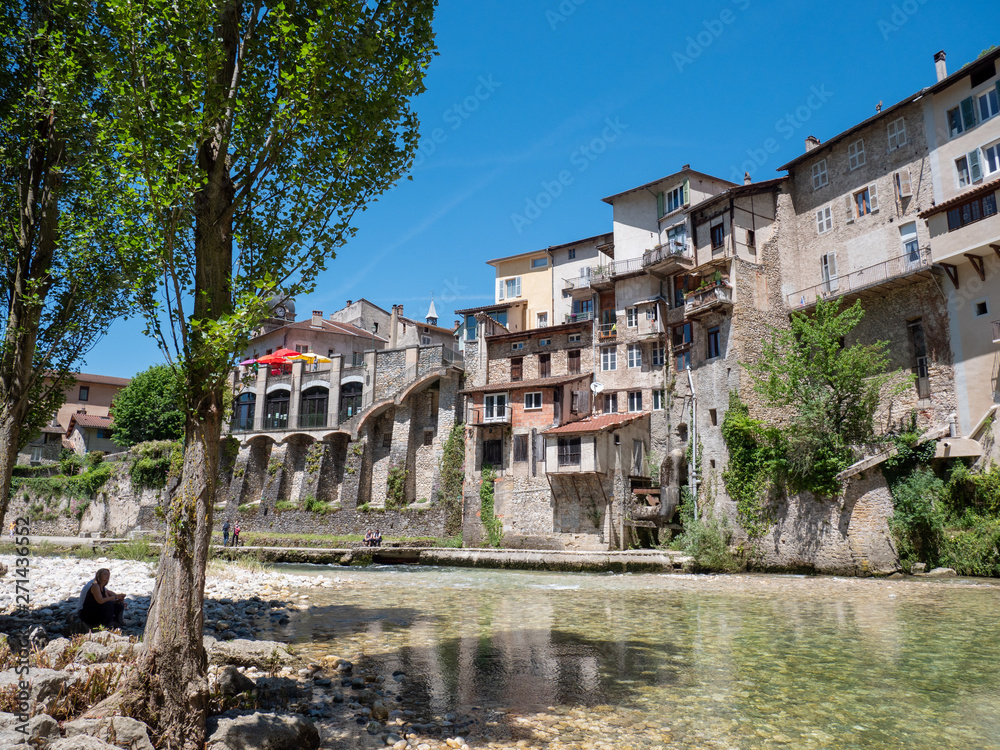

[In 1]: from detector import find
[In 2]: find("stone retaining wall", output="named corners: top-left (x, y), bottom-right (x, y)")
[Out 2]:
top-left (235, 504), bottom-right (448, 538)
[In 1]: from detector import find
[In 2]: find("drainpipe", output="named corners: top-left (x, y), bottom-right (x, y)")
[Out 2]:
top-left (686, 365), bottom-right (698, 519)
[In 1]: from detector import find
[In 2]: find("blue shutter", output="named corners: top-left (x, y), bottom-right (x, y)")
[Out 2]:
top-left (961, 96), bottom-right (976, 130)
top-left (968, 150), bottom-right (983, 183)
top-left (656, 192), bottom-right (664, 217)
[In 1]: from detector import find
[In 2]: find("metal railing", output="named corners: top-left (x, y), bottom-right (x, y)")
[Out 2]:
top-left (993, 320), bottom-right (1000, 344)
top-left (787, 247), bottom-right (932, 309)
top-left (467, 404), bottom-right (512, 425)
top-left (685, 285), bottom-right (733, 314)
top-left (298, 412), bottom-right (328, 429)
top-left (642, 241), bottom-right (691, 268)
top-left (230, 416), bottom-right (255, 432)
top-left (563, 275), bottom-right (595, 292)
top-left (564, 310), bottom-right (595, 323)
top-left (598, 322), bottom-right (617, 340)
top-left (263, 414), bottom-right (289, 430)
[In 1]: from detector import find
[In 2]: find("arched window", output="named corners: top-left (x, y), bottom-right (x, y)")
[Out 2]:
top-left (340, 382), bottom-right (363, 420)
top-left (264, 389), bottom-right (290, 430)
top-left (299, 387), bottom-right (328, 428)
top-left (233, 393), bottom-right (256, 432)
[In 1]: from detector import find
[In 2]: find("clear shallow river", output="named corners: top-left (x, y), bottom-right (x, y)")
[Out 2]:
top-left (264, 565), bottom-right (1000, 750)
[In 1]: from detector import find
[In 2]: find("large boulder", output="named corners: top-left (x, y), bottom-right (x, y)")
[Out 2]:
top-left (49, 735), bottom-right (124, 750)
top-left (208, 639), bottom-right (294, 669)
top-left (63, 716), bottom-right (155, 750)
top-left (218, 666), bottom-right (256, 696)
top-left (206, 711), bottom-right (320, 750)
top-left (0, 668), bottom-right (74, 714)
top-left (254, 677), bottom-right (307, 708)
top-left (0, 711), bottom-right (58, 748)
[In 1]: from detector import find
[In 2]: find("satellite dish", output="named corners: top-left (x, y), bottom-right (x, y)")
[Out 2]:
top-left (590, 382), bottom-right (605, 393)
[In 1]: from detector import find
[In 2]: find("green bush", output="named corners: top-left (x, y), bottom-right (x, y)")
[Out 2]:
top-left (673, 493), bottom-right (743, 572)
top-left (479, 465), bottom-right (502, 548)
top-left (438, 422), bottom-right (465, 535)
top-left (385, 464), bottom-right (407, 510)
top-left (274, 500), bottom-right (297, 512)
top-left (942, 514), bottom-right (1000, 577)
top-left (888, 466), bottom-right (947, 571)
top-left (110, 537), bottom-right (158, 562)
top-left (303, 496), bottom-right (331, 514)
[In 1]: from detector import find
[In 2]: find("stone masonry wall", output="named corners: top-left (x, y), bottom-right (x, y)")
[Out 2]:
top-left (235, 503), bottom-right (448, 539)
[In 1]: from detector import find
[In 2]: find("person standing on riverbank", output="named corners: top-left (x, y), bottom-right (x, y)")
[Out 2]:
top-left (222, 520), bottom-right (230, 547)
top-left (233, 523), bottom-right (241, 547)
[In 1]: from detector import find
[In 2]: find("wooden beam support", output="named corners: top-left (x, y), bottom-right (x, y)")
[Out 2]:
top-left (965, 253), bottom-right (986, 281)
top-left (940, 262), bottom-right (959, 289)
top-left (991, 243), bottom-right (1000, 261)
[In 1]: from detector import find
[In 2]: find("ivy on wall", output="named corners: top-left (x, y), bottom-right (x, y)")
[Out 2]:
top-left (479, 464), bottom-right (502, 548)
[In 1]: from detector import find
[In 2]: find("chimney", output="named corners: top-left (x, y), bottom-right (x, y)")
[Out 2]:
top-left (311, 310), bottom-right (322, 327)
top-left (804, 135), bottom-right (821, 151)
top-left (934, 50), bottom-right (947, 82)
top-left (743, 172), bottom-right (751, 185)
top-left (389, 304), bottom-right (400, 348)
top-left (346, 300), bottom-right (352, 307)
top-left (680, 163), bottom-right (690, 170)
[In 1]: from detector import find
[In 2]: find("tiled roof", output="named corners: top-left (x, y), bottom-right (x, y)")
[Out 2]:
top-left (251, 318), bottom-right (389, 342)
top-left (454, 302), bottom-right (514, 316)
top-left (67, 413), bottom-right (112, 430)
top-left (485, 320), bottom-right (588, 341)
top-left (398, 316), bottom-right (458, 336)
top-left (458, 373), bottom-right (590, 395)
top-left (543, 411), bottom-right (648, 435)
top-left (918, 176), bottom-right (1000, 218)
top-left (71, 373), bottom-right (131, 387)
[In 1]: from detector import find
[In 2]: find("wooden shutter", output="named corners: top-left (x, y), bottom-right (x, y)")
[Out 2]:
top-left (827, 253), bottom-right (839, 291)
top-left (515, 277), bottom-right (522, 297)
top-left (961, 96), bottom-right (976, 130)
top-left (869, 182), bottom-right (879, 212)
top-left (968, 150), bottom-right (983, 183)
top-left (845, 194), bottom-right (854, 223)
top-left (682, 178), bottom-right (690, 206)
top-left (498, 280), bottom-right (505, 300)
top-left (895, 168), bottom-right (912, 198)
top-left (656, 191), bottom-right (665, 217)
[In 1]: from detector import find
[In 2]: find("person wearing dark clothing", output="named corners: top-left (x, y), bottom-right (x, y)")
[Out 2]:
top-left (79, 568), bottom-right (126, 629)
top-left (222, 520), bottom-right (230, 547)
top-left (373, 528), bottom-right (382, 547)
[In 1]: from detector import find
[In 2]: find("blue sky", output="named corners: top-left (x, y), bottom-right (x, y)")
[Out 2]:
top-left (89, 0), bottom-right (992, 378)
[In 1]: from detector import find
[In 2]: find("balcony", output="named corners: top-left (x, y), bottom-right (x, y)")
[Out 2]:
top-left (298, 413), bottom-right (328, 429)
top-left (993, 320), bottom-right (1000, 344)
top-left (263, 414), bottom-right (289, 430)
top-left (589, 257), bottom-right (645, 289)
top-left (787, 247), bottom-right (933, 310)
top-left (643, 241), bottom-right (694, 275)
top-left (467, 404), bottom-right (512, 426)
top-left (598, 322), bottom-right (617, 341)
top-left (564, 310), bottom-right (595, 324)
top-left (563, 274), bottom-right (595, 294)
top-left (684, 284), bottom-right (733, 318)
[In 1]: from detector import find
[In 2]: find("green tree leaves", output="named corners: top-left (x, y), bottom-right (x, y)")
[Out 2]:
top-left (111, 365), bottom-right (185, 448)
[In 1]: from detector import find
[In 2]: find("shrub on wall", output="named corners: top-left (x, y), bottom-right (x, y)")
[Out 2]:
top-left (438, 422), bottom-right (465, 536)
top-left (480, 464), bottom-right (502, 548)
top-left (386, 464), bottom-right (407, 510)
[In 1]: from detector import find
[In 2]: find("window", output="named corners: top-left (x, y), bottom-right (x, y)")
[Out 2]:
top-left (601, 346), bottom-right (617, 371)
top-left (887, 117), bottom-right (907, 151)
top-left (710, 223), bottom-right (725, 250)
top-left (816, 206), bottom-right (833, 234)
top-left (513, 434), bottom-right (528, 462)
top-left (628, 391), bottom-right (643, 412)
top-left (626, 307), bottom-right (638, 327)
top-left (850, 183), bottom-right (878, 218)
top-left (420, 335), bottom-right (432, 345)
top-left (482, 439), bottom-right (502, 467)
top-left (653, 390), bottom-right (664, 410)
top-left (536, 312), bottom-right (549, 327)
top-left (424, 430), bottom-right (434, 446)
top-left (352, 351), bottom-right (365, 366)
top-left (709, 409), bottom-right (718, 426)
top-left (603, 392), bottom-right (618, 414)
top-left (79, 386), bottom-right (90, 402)
top-left (500, 277), bottom-right (522, 299)
top-left (382, 433), bottom-right (392, 448)
top-left (707, 327), bottom-right (721, 359)
top-left (539, 338), bottom-right (551, 346)
top-left (821, 253), bottom-right (839, 293)
top-left (973, 299), bottom-right (990, 318)
top-left (956, 151), bottom-right (983, 187)
top-left (632, 440), bottom-right (644, 475)
top-left (672, 323), bottom-right (692, 347)
top-left (894, 168), bottom-right (912, 198)
top-left (651, 344), bottom-right (665, 367)
top-left (524, 392), bottom-right (542, 410)
top-left (511, 341), bottom-right (524, 351)
top-left (949, 96), bottom-right (977, 137)
top-left (675, 349), bottom-right (691, 371)
top-left (746, 229), bottom-right (756, 250)
top-left (483, 393), bottom-right (508, 423)
top-left (568, 333), bottom-right (581, 343)
top-left (568, 248), bottom-right (576, 260)
top-left (295, 344), bottom-right (308, 353)
top-left (627, 344), bottom-right (642, 368)
top-left (848, 139), bottom-right (865, 170)
top-left (812, 159), bottom-right (828, 190)
top-left (568, 349), bottom-right (581, 374)
top-left (570, 389), bottom-right (590, 414)
top-left (909, 319), bottom-right (930, 400)
top-left (658, 184), bottom-right (685, 216)
top-left (900, 222), bottom-right (920, 266)
top-left (557, 437), bottom-right (581, 466)
top-left (673, 275), bottom-right (690, 308)
top-left (511, 357), bottom-right (523, 381)
top-left (947, 193), bottom-right (998, 231)
top-left (538, 353), bottom-right (551, 378)
top-left (646, 306), bottom-right (657, 321)
top-left (531, 257), bottom-right (548, 268)
top-left (979, 88), bottom-right (999, 122)
top-left (985, 141), bottom-right (1000, 177)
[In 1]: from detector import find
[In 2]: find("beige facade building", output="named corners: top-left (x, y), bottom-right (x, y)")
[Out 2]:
top-left (487, 248), bottom-right (554, 332)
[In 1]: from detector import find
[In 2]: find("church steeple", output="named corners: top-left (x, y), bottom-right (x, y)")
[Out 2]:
top-left (426, 297), bottom-right (438, 326)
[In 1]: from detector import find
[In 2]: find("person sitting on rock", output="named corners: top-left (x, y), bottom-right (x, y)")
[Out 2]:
top-left (78, 568), bottom-right (127, 630)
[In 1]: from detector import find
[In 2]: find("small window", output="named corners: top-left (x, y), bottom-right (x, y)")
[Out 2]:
top-left (79, 386), bottom-right (90, 402)
top-left (423, 430), bottom-right (434, 446)
top-left (626, 307), bottom-right (638, 327)
top-left (979, 88), bottom-right (1000, 122)
top-left (568, 333), bottom-right (581, 343)
top-left (524, 392), bottom-right (542, 410)
top-left (709, 408), bottom-right (718, 426)
top-left (511, 357), bottom-right (523, 381)
top-left (536, 312), bottom-right (549, 327)
top-left (675, 349), bottom-right (691, 371)
top-left (887, 117), bottom-right (907, 151)
top-left (984, 141), bottom-right (1000, 177)
top-left (652, 390), bottom-right (665, 410)
top-left (503, 277), bottom-right (522, 299)
top-left (511, 341), bottom-right (524, 351)
top-left (812, 159), bottom-right (828, 190)
top-left (557, 437), bottom-right (581, 467)
top-left (707, 327), bottom-right (721, 359)
top-left (601, 346), bottom-right (617, 371)
top-left (651, 344), bottom-right (665, 367)
top-left (627, 391), bottom-right (643, 412)
top-left (513, 434), bottom-right (528, 462)
top-left (482, 439), bottom-right (502, 467)
top-left (848, 139), bottom-right (865, 170)
top-left (957, 150), bottom-right (983, 188)
top-left (974, 299), bottom-right (990, 318)
top-left (420, 335), bottom-right (432, 345)
top-left (603, 392), bottom-right (618, 414)
top-left (710, 223), bottom-right (725, 249)
top-left (853, 184), bottom-right (878, 217)
top-left (746, 229), bottom-right (756, 249)
top-left (627, 344), bottom-right (642, 369)
top-left (816, 206), bottom-right (833, 234)
top-left (568, 248), bottom-right (576, 260)
top-left (894, 168), bottom-right (912, 198)
top-left (531, 257), bottom-right (548, 268)
top-left (382, 433), bottom-right (392, 448)
top-left (539, 338), bottom-right (551, 346)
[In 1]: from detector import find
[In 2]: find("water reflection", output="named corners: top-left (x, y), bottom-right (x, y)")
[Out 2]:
top-left (264, 566), bottom-right (1000, 749)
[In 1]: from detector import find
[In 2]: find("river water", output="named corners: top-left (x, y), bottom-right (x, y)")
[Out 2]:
top-left (264, 565), bottom-right (1000, 749)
